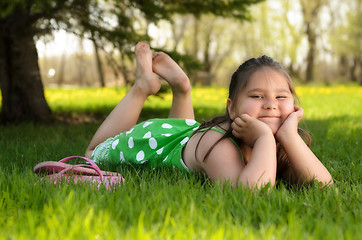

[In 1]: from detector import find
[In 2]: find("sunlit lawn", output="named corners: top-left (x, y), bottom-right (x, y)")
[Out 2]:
top-left (0, 86), bottom-right (361, 239)
top-left (44, 85), bottom-right (362, 120)
top-left (43, 86), bottom-right (229, 121)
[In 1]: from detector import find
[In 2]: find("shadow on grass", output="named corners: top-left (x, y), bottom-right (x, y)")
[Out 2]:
top-left (301, 115), bottom-right (361, 184)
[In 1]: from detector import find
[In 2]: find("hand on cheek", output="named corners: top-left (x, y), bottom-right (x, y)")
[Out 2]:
top-left (231, 114), bottom-right (273, 147)
top-left (276, 106), bottom-right (304, 141)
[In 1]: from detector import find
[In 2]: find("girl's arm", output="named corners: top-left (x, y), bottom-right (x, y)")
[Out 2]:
top-left (276, 106), bottom-right (333, 186)
top-left (194, 114), bottom-right (277, 189)
top-left (232, 114), bottom-right (278, 189)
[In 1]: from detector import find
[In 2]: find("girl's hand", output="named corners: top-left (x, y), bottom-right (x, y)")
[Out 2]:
top-left (231, 114), bottom-right (273, 147)
top-left (276, 106), bottom-right (304, 141)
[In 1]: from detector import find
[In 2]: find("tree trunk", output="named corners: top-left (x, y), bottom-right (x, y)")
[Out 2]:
top-left (203, 33), bottom-right (212, 86)
top-left (338, 55), bottom-right (348, 77)
top-left (0, 25), bottom-right (51, 122)
top-left (191, 17), bottom-right (199, 85)
top-left (305, 25), bottom-right (316, 82)
top-left (92, 37), bottom-right (105, 87)
top-left (349, 56), bottom-right (361, 83)
top-left (300, 0), bottom-right (326, 82)
top-left (57, 52), bottom-right (66, 86)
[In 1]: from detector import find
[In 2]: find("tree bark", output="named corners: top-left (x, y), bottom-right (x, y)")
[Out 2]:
top-left (191, 16), bottom-right (199, 85)
top-left (300, 0), bottom-right (326, 82)
top-left (350, 56), bottom-right (361, 84)
top-left (305, 21), bottom-right (316, 82)
top-left (57, 52), bottom-right (66, 86)
top-left (0, 24), bottom-right (51, 122)
top-left (338, 55), bottom-right (348, 77)
top-left (92, 37), bottom-right (105, 87)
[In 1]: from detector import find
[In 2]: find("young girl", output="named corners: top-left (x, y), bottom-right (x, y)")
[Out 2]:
top-left (85, 42), bottom-right (333, 189)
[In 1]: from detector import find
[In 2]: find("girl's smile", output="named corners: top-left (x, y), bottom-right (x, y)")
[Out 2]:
top-left (227, 67), bottom-right (295, 134)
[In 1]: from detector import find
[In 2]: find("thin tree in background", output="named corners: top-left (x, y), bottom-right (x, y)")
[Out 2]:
top-left (91, 35), bottom-right (105, 87)
top-left (300, 0), bottom-right (328, 82)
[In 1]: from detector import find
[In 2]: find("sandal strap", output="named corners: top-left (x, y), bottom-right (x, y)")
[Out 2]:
top-left (56, 156), bottom-right (104, 179)
top-left (58, 156), bottom-right (102, 172)
top-left (56, 163), bottom-right (104, 179)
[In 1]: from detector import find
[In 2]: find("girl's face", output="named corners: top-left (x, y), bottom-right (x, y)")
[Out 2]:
top-left (227, 67), bottom-right (295, 134)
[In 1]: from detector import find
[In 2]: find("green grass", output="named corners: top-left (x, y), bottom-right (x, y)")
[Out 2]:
top-left (0, 86), bottom-right (361, 239)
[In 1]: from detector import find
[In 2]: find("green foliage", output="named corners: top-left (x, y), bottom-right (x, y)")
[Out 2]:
top-left (0, 0), bottom-right (23, 18)
top-left (0, 86), bottom-right (361, 239)
top-left (0, 0), bottom-right (265, 95)
top-left (148, 0), bottom-right (264, 20)
top-left (0, 0), bottom-right (263, 58)
top-left (330, 2), bottom-right (362, 56)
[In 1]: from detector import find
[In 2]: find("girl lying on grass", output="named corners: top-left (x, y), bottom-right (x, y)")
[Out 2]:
top-left (85, 42), bottom-right (333, 189)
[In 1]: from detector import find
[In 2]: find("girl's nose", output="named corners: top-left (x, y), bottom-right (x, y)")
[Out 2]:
top-left (263, 99), bottom-right (277, 110)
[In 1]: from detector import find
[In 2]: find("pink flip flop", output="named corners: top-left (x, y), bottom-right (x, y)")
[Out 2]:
top-left (44, 173), bottom-right (125, 191)
top-left (34, 156), bottom-right (120, 176)
top-left (34, 156), bottom-right (125, 191)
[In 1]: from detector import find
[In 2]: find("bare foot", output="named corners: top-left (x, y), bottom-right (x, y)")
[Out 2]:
top-left (134, 42), bottom-right (161, 96)
top-left (152, 52), bottom-right (191, 94)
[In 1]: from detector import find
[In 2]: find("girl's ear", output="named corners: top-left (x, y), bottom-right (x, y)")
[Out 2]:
top-left (227, 98), bottom-right (236, 120)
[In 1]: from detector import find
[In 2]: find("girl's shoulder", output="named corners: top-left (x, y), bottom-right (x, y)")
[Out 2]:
top-left (195, 122), bottom-right (241, 152)
top-left (184, 124), bottom-right (245, 180)
top-left (194, 125), bottom-right (241, 157)
top-left (183, 123), bottom-right (243, 173)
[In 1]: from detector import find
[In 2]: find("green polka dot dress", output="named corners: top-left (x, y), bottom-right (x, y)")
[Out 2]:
top-left (91, 118), bottom-right (201, 172)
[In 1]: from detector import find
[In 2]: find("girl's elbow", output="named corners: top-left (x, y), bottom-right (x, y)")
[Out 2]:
top-left (309, 175), bottom-right (334, 187)
top-left (237, 175), bottom-right (276, 190)
top-left (320, 177), bottom-right (334, 186)
top-left (318, 171), bottom-right (334, 186)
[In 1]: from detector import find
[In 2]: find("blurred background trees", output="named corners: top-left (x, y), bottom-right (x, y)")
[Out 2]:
top-left (36, 0), bottom-right (361, 89)
top-left (0, 0), bottom-right (262, 122)
top-left (0, 0), bottom-right (361, 122)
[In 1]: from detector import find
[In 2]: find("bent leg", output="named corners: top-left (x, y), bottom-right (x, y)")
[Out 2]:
top-left (152, 52), bottom-right (194, 119)
top-left (85, 42), bottom-right (160, 158)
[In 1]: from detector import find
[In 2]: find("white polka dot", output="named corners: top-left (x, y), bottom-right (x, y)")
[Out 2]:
top-left (128, 137), bottom-right (134, 148)
top-left (156, 147), bottom-right (164, 155)
top-left (149, 137), bottom-right (157, 149)
top-left (186, 119), bottom-right (197, 126)
top-left (162, 155), bottom-right (168, 162)
top-left (180, 137), bottom-right (189, 145)
top-left (126, 128), bottom-right (134, 136)
top-left (120, 152), bottom-right (125, 163)
top-left (143, 131), bottom-right (151, 138)
top-left (112, 139), bottom-right (119, 149)
top-left (143, 121), bottom-right (153, 128)
top-left (162, 123), bottom-right (173, 129)
top-left (136, 151), bottom-right (145, 161)
top-left (193, 126), bottom-right (200, 131)
top-left (162, 133), bottom-right (172, 137)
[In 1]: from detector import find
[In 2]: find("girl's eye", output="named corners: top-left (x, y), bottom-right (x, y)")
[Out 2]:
top-left (250, 95), bottom-right (262, 99)
top-left (276, 96), bottom-right (287, 99)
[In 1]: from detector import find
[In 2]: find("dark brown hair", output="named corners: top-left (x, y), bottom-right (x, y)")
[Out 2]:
top-left (193, 55), bottom-right (311, 178)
